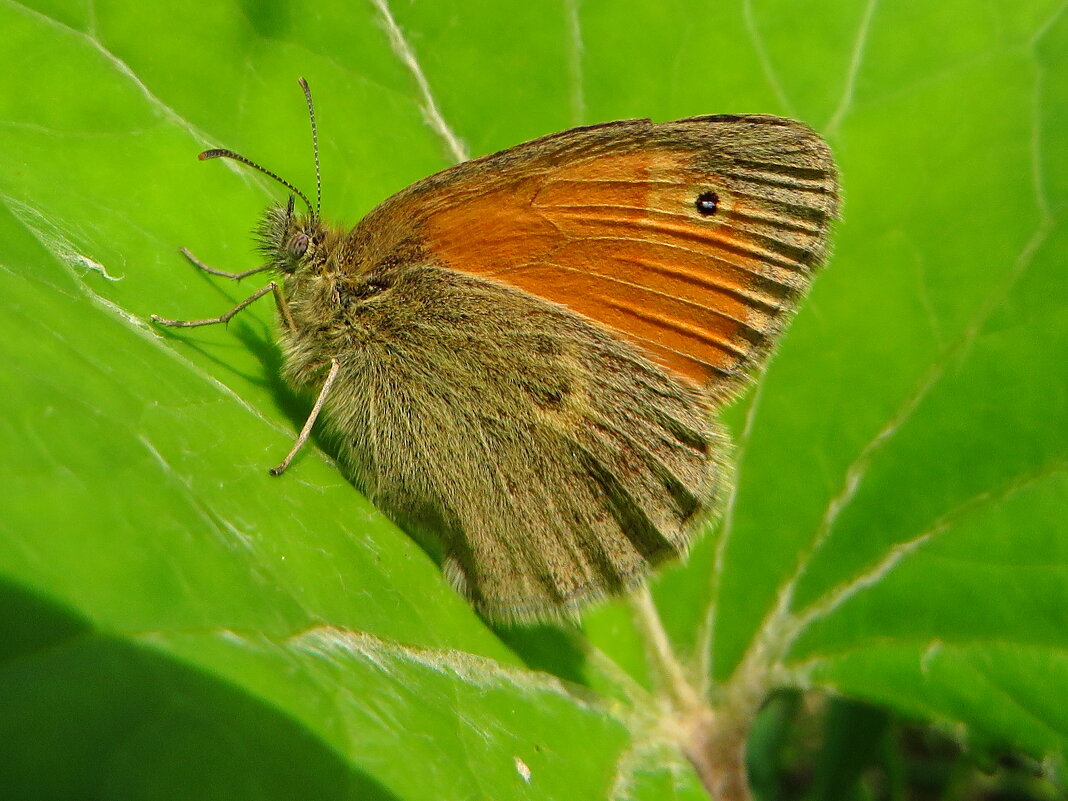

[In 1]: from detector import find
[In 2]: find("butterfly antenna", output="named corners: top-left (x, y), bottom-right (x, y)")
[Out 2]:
top-left (298, 77), bottom-right (322, 223)
top-left (199, 148), bottom-right (315, 216)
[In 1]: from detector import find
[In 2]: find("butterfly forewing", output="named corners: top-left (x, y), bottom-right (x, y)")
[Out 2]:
top-left (358, 114), bottom-right (838, 399)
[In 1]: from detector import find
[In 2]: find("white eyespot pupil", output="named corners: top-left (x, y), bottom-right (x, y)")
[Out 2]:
top-left (695, 191), bottom-right (719, 216)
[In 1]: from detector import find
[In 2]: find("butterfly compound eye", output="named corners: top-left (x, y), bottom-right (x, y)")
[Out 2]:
top-left (288, 231), bottom-right (309, 259)
top-left (695, 191), bottom-right (719, 216)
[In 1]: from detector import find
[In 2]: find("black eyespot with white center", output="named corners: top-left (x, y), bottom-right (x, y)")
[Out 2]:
top-left (695, 191), bottom-right (719, 216)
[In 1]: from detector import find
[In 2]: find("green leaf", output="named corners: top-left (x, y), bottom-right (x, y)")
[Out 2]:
top-left (1, 0), bottom-right (1065, 799)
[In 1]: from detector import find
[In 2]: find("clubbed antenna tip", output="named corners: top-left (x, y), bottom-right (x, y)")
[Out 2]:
top-left (196, 147), bottom-right (314, 217)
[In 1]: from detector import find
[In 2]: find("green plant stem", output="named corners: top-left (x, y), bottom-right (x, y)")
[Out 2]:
top-left (629, 585), bottom-right (755, 801)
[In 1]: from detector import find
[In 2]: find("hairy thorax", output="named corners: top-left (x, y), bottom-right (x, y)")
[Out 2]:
top-left (278, 251), bottom-right (431, 387)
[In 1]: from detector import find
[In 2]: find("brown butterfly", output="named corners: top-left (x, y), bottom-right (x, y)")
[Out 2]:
top-left (153, 79), bottom-right (839, 622)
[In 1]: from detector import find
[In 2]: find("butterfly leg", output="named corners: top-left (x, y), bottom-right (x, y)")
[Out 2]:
top-left (151, 281), bottom-right (296, 332)
top-left (179, 247), bottom-right (272, 281)
top-left (269, 358), bottom-right (341, 476)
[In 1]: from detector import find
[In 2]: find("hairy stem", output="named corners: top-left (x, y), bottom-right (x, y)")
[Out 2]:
top-left (629, 586), bottom-right (702, 711)
top-left (628, 586), bottom-right (761, 800)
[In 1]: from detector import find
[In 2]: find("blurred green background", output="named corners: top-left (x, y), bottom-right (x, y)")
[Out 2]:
top-left (0, 1), bottom-right (1065, 799)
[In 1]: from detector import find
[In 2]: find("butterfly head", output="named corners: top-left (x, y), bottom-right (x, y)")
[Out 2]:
top-left (256, 195), bottom-right (329, 275)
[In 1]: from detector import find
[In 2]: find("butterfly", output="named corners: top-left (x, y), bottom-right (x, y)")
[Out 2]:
top-left (153, 80), bottom-right (839, 622)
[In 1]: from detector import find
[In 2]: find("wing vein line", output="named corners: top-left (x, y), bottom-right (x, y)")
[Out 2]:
top-left (516, 257), bottom-right (775, 332)
top-left (598, 295), bottom-right (752, 358)
top-left (505, 235), bottom-right (806, 293)
top-left (545, 214), bottom-right (812, 273)
top-left (544, 203), bottom-right (826, 242)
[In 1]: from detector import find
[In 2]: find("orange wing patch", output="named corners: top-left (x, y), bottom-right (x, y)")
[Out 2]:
top-left (419, 125), bottom-right (836, 395)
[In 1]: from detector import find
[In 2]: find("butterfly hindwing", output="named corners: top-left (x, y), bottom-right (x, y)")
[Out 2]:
top-left (327, 264), bottom-right (727, 620)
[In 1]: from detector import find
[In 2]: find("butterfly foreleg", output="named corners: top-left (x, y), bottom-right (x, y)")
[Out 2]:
top-left (151, 280), bottom-right (295, 332)
top-left (179, 247), bottom-right (273, 281)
